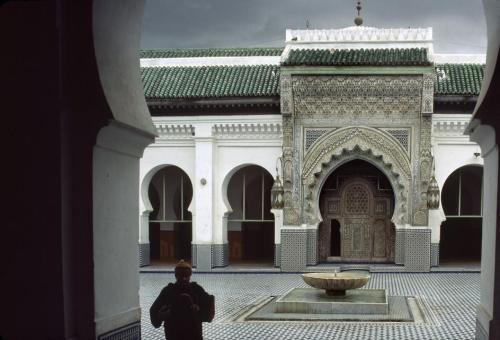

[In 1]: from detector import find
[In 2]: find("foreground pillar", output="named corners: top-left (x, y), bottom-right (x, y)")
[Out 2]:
top-left (469, 123), bottom-right (499, 340)
top-left (93, 122), bottom-right (154, 338)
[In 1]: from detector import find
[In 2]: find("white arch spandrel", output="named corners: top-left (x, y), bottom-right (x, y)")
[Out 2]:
top-left (140, 163), bottom-right (195, 214)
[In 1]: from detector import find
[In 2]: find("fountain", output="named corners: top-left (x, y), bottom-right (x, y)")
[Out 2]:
top-left (302, 270), bottom-right (370, 296)
top-left (243, 270), bottom-right (416, 323)
top-left (274, 270), bottom-right (388, 315)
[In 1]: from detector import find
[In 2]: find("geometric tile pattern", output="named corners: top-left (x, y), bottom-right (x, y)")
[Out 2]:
top-left (385, 129), bottom-right (410, 153)
top-left (140, 272), bottom-right (480, 339)
top-left (274, 244), bottom-right (281, 267)
top-left (212, 244), bottom-right (228, 267)
top-left (192, 244), bottom-right (198, 268)
top-left (431, 243), bottom-right (439, 267)
top-left (98, 322), bottom-right (140, 340)
top-left (281, 229), bottom-right (307, 272)
top-left (395, 229), bottom-right (406, 265)
top-left (196, 244), bottom-right (213, 271)
top-left (305, 129), bottom-right (329, 151)
top-left (306, 228), bottom-right (318, 265)
top-left (138, 243), bottom-right (150, 267)
top-left (405, 229), bottom-right (431, 272)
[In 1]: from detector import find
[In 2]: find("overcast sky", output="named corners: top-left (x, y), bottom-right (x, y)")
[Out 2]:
top-left (141, 0), bottom-right (486, 54)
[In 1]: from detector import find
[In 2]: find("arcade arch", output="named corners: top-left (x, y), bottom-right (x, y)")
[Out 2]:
top-left (147, 166), bottom-right (193, 263)
top-left (440, 165), bottom-right (483, 263)
top-left (225, 165), bottom-right (275, 263)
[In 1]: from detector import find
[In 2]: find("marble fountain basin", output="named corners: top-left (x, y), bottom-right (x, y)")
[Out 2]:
top-left (302, 272), bottom-right (370, 296)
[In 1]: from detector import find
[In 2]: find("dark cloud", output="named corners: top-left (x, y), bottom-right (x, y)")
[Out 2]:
top-left (141, 0), bottom-right (486, 53)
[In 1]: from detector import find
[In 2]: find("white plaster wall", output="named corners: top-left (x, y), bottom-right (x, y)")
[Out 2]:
top-left (432, 114), bottom-right (483, 243)
top-left (139, 114), bottom-right (282, 248)
top-left (140, 143), bottom-right (195, 213)
top-left (139, 141), bottom-right (194, 245)
top-left (215, 141), bottom-right (282, 244)
top-left (433, 143), bottom-right (483, 190)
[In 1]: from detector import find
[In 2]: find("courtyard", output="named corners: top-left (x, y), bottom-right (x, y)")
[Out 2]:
top-left (140, 271), bottom-right (479, 340)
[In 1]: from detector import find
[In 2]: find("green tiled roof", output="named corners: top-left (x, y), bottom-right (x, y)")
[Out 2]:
top-left (141, 65), bottom-right (280, 99)
top-left (140, 47), bottom-right (284, 59)
top-left (435, 64), bottom-right (485, 96)
top-left (283, 48), bottom-right (431, 66)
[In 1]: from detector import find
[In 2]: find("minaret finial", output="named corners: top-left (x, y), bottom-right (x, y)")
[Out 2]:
top-left (354, 1), bottom-right (363, 26)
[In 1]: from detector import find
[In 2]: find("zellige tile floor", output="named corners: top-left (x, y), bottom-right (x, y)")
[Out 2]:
top-left (140, 272), bottom-right (479, 340)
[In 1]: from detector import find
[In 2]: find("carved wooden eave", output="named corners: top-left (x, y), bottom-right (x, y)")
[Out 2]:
top-left (147, 97), bottom-right (280, 110)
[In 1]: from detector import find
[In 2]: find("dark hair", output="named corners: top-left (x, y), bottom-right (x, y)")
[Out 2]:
top-left (175, 266), bottom-right (192, 277)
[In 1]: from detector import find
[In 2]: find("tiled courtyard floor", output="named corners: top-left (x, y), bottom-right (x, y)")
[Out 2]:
top-left (140, 272), bottom-right (479, 339)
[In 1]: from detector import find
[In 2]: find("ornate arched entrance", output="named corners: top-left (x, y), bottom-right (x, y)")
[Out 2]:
top-left (302, 127), bottom-right (412, 227)
top-left (318, 160), bottom-right (395, 262)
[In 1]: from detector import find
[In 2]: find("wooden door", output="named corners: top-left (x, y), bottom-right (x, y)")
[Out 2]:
top-left (340, 181), bottom-right (373, 261)
top-left (319, 177), bottom-right (394, 262)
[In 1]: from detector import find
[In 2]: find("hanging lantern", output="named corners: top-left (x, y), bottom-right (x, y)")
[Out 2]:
top-left (427, 176), bottom-right (440, 209)
top-left (271, 175), bottom-right (284, 209)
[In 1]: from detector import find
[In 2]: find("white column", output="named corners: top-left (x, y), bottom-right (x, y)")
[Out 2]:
top-left (271, 209), bottom-right (283, 245)
top-left (139, 211), bottom-right (150, 244)
top-left (429, 208), bottom-right (446, 244)
top-left (193, 123), bottom-right (215, 270)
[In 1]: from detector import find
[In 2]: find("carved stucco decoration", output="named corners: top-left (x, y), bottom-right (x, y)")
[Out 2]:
top-left (302, 126), bottom-right (412, 226)
top-left (292, 75), bottom-right (422, 116)
top-left (415, 115), bottom-right (433, 225)
top-left (281, 86), bottom-right (299, 224)
top-left (421, 73), bottom-right (434, 115)
top-left (280, 75), bottom-right (293, 115)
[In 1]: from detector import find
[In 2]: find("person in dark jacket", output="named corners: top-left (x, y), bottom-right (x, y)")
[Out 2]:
top-left (150, 260), bottom-right (210, 340)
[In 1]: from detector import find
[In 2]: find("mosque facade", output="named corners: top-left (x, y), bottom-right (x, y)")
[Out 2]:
top-left (138, 26), bottom-right (485, 272)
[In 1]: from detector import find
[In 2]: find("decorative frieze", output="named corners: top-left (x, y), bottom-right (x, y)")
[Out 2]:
top-left (155, 124), bottom-right (195, 139)
top-left (432, 120), bottom-right (470, 136)
top-left (212, 123), bottom-right (282, 139)
top-left (292, 76), bottom-right (422, 116)
top-left (285, 27), bottom-right (433, 43)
